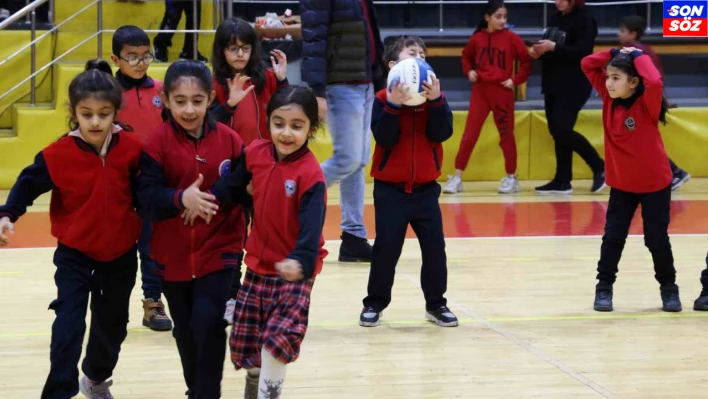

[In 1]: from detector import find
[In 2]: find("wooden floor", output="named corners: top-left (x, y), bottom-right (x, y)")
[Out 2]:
top-left (2, 179), bottom-right (708, 398)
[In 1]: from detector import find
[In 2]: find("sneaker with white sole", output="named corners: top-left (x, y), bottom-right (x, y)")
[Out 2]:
top-left (223, 298), bottom-right (236, 324)
top-left (443, 175), bottom-right (462, 194)
top-left (425, 306), bottom-right (459, 327)
top-left (79, 376), bottom-right (114, 399)
top-left (498, 175), bottom-right (521, 194)
top-left (359, 306), bottom-right (381, 327)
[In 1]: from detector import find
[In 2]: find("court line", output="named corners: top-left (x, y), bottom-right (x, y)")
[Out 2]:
top-left (398, 272), bottom-right (623, 399)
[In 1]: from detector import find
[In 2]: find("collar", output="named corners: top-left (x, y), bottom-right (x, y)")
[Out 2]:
top-left (69, 124), bottom-right (121, 156)
top-left (271, 141), bottom-right (310, 163)
top-left (168, 115), bottom-right (217, 140)
top-left (612, 85), bottom-right (644, 110)
top-left (116, 70), bottom-right (154, 91)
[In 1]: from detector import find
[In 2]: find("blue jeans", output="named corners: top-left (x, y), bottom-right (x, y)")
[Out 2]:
top-left (138, 218), bottom-right (163, 300)
top-left (323, 83), bottom-right (374, 239)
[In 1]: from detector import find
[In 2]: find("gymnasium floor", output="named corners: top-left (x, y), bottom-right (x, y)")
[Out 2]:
top-left (1, 179), bottom-right (708, 398)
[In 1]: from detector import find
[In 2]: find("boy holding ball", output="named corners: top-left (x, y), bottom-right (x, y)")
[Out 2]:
top-left (359, 36), bottom-right (458, 328)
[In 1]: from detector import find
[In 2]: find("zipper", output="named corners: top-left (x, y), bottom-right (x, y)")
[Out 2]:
top-left (253, 89), bottom-right (262, 139)
top-left (258, 163), bottom-right (276, 260)
top-left (190, 138), bottom-right (203, 278)
top-left (135, 87), bottom-right (142, 107)
top-left (410, 110), bottom-right (416, 189)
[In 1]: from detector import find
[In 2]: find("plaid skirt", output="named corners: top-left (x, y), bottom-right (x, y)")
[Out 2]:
top-left (230, 268), bottom-right (314, 369)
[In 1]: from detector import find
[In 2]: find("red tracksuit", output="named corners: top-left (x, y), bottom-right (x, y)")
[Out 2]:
top-left (115, 71), bottom-right (164, 144)
top-left (210, 70), bottom-right (288, 145)
top-left (458, 28), bottom-right (532, 173)
top-left (581, 49), bottom-right (671, 193)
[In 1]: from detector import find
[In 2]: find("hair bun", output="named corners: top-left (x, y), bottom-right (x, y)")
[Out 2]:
top-left (84, 59), bottom-right (114, 76)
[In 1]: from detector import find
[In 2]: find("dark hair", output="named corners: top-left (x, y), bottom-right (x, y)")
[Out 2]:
top-left (382, 35), bottom-right (427, 69)
top-left (608, 53), bottom-right (669, 125)
top-left (112, 25), bottom-right (151, 56)
top-left (212, 18), bottom-right (267, 94)
top-left (67, 59), bottom-right (122, 130)
top-left (163, 59), bottom-right (213, 96)
top-left (266, 85), bottom-right (321, 134)
top-left (620, 15), bottom-right (647, 41)
top-left (476, 0), bottom-right (506, 33)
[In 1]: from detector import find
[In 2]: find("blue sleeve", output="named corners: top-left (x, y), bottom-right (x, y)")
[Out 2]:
top-left (299, 0), bottom-right (331, 97)
top-left (0, 151), bottom-right (54, 223)
top-left (136, 152), bottom-right (184, 221)
top-left (210, 152), bottom-right (253, 207)
top-left (287, 181), bottom-right (326, 280)
top-left (209, 101), bottom-right (236, 125)
top-left (371, 97), bottom-right (402, 149)
top-left (426, 96), bottom-right (454, 143)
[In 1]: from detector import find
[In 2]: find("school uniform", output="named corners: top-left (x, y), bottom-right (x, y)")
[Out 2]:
top-left (138, 118), bottom-right (246, 399)
top-left (0, 126), bottom-right (142, 399)
top-left (362, 90), bottom-right (454, 314)
top-left (210, 139), bottom-right (328, 369)
top-left (581, 49), bottom-right (675, 287)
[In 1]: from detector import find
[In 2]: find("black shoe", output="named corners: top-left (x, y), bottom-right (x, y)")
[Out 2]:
top-left (535, 180), bottom-right (573, 195)
top-left (359, 307), bottom-right (381, 327)
top-left (693, 292), bottom-right (708, 310)
top-left (591, 171), bottom-right (606, 193)
top-left (153, 45), bottom-right (168, 62)
top-left (671, 168), bottom-right (691, 191)
top-left (179, 50), bottom-right (208, 62)
top-left (425, 306), bottom-right (459, 327)
top-left (338, 231), bottom-right (372, 262)
top-left (660, 284), bottom-right (682, 312)
top-left (593, 285), bottom-right (613, 312)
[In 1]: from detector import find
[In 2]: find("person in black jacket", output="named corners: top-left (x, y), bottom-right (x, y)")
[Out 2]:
top-left (299, 0), bottom-right (387, 263)
top-left (530, 0), bottom-right (606, 195)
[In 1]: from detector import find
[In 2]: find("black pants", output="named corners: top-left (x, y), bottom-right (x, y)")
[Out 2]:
top-left (698, 251), bottom-right (708, 294)
top-left (596, 185), bottom-right (675, 286)
top-left (363, 180), bottom-right (447, 311)
top-left (162, 268), bottom-right (233, 399)
top-left (154, 0), bottom-right (202, 56)
top-left (544, 93), bottom-right (605, 184)
top-left (41, 244), bottom-right (137, 399)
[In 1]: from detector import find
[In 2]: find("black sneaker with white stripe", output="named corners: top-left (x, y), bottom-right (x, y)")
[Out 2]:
top-left (359, 307), bottom-right (381, 327)
top-left (671, 168), bottom-right (691, 191)
top-left (425, 306), bottom-right (459, 327)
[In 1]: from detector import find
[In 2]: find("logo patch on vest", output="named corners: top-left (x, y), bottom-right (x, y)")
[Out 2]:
top-left (624, 116), bottom-right (636, 131)
top-left (218, 159), bottom-right (231, 177)
top-left (152, 95), bottom-right (162, 108)
top-left (284, 179), bottom-right (296, 197)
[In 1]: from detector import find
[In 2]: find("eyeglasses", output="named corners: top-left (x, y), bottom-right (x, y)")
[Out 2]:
top-left (226, 45), bottom-right (252, 54)
top-left (119, 53), bottom-right (155, 67)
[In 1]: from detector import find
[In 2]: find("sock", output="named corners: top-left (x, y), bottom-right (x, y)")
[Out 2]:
top-left (258, 348), bottom-right (287, 399)
top-left (247, 368), bottom-right (261, 378)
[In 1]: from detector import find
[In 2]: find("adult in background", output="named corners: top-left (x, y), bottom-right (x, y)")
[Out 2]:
top-left (531, 0), bottom-right (605, 195)
top-left (153, 0), bottom-right (207, 62)
top-left (299, 0), bottom-right (387, 262)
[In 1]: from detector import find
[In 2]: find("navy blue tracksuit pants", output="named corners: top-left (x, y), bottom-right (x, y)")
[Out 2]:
top-left (698, 250), bottom-right (708, 293)
top-left (41, 244), bottom-right (137, 399)
top-left (363, 180), bottom-right (448, 312)
top-left (162, 268), bottom-right (234, 399)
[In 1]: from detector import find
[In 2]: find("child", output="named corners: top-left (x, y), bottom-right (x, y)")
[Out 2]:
top-left (581, 47), bottom-right (681, 312)
top-left (110, 24), bottom-right (173, 332)
top-left (617, 15), bottom-right (691, 190)
top-left (444, 0), bottom-right (531, 194)
top-left (194, 85), bottom-right (327, 399)
top-left (209, 17), bottom-right (289, 145)
top-left (359, 35), bottom-right (458, 328)
top-left (137, 59), bottom-right (247, 399)
top-left (0, 60), bottom-right (142, 399)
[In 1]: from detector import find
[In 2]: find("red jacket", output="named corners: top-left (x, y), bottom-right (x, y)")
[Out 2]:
top-left (115, 72), bottom-right (164, 144)
top-left (370, 90), bottom-right (453, 193)
top-left (0, 128), bottom-right (142, 261)
top-left (211, 69), bottom-right (288, 145)
top-left (461, 29), bottom-right (532, 85)
top-left (138, 119), bottom-right (247, 281)
top-left (581, 49), bottom-right (672, 193)
top-left (211, 139), bottom-right (328, 280)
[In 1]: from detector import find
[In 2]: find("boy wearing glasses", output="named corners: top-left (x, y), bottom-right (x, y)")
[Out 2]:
top-left (110, 25), bottom-right (173, 333)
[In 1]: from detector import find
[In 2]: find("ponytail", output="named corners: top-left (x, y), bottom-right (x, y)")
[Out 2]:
top-left (475, 20), bottom-right (489, 33)
top-left (84, 59), bottom-right (114, 76)
top-left (659, 96), bottom-right (669, 125)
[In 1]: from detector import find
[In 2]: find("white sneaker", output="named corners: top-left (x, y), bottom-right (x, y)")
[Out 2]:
top-left (443, 175), bottom-right (462, 194)
top-left (79, 376), bottom-right (114, 399)
top-left (223, 298), bottom-right (236, 324)
top-left (498, 175), bottom-right (521, 194)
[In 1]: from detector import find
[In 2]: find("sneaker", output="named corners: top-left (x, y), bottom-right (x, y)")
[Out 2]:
top-left (142, 298), bottom-right (173, 331)
top-left (593, 285), bottom-right (613, 312)
top-left (179, 50), bottom-right (208, 63)
top-left (591, 171), bottom-right (606, 193)
top-left (425, 306), bottom-right (459, 327)
top-left (359, 307), bottom-right (381, 327)
top-left (244, 373), bottom-right (259, 399)
top-left (0, 9), bottom-right (9, 21)
top-left (535, 180), bottom-right (573, 195)
top-left (338, 231), bottom-right (372, 262)
top-left (443, 175), bottom-right (462, 194)
top-left (693, 292), bottom-right (708, 310)
top-left (223, 298), bottom-right (236, 324)
top-left (79, 376), bottom-right (114, 399)
top-left (660, 284), bottom-right (682, 312)
top-left (498, 175), bottom-right (521, 194)
top-left (671, 168), bottom-right (691, 191)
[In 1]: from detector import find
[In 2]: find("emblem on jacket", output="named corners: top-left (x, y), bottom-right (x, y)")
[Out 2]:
top-left (624, 116), bottom-right (635, 131)
top-left (152, 95), bottom-right (162, 108)
top-left (219, 159), bottom-right (231, 177)
top-left (284, 179), bottom-right (296, 197)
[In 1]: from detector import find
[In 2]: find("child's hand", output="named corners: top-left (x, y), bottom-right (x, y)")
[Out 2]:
top-left (226, 74), bottom-right (255, 108)
top-left (468, 70), bottom-right (478, 82)
top-left (422, 75), bottom-right (441, 101)
top-left (181, 174), bottom-right (218, 223)
top-left (270, 49), bottom-right (288, 81)
top-left (501, 79), bottom-right (514, 89)
top-left (387, 80), bottom-right (411, 106)
top-left (275, 258), bottom-right (304, 281)
top-left (0, 216), bottom-right (14, 247)
top-left (246, 181), bottom-right (253, 196)
top-left (620, 47), bottom-right (642, 54)
top-left (181, 208), bottom-right (200, 226)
